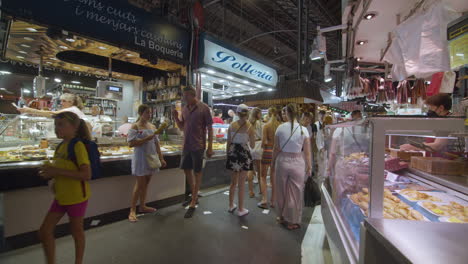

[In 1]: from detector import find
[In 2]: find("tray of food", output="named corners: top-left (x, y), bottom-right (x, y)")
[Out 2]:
top-left (418, 201), bottom-right (468, 223)
top-left (348, 188), bottom-right (427, 221)
top-left (395, 189), bottom-right (445, 202)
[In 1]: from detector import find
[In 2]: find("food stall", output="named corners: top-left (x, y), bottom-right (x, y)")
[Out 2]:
top-left (0, 0), bottom-right (193, 251)
top-left (321, 116), bottom-right (467, 263)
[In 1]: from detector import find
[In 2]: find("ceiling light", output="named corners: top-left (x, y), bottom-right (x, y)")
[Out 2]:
top-left (364, 12), bottom-right (377, 20)
top-left (46, 92), bottom-right (53, 96)
top-left (71, 81), bottom-right (81, 84)
top-left (98, 46), bottom-right (107, 50)
top-left (201, 74), bottom-right (207, 78)
top-left (219, 80), bottom-right (225, 83)
top-left (18, 51), bottom-right (27, 54)
top-left (59, 45), bottom-right (68, 49)
top-left (325, 76), bottom-right (332, 82)
top-left (207, 69), bottom-right (216, 74)
top-left (311, 55), bottom-right (323, 61)
top-left (227, 75), bottom-right (234, 79)
top-left (73, 66), bottom-right (80, 69)
top-left (20, 44), bottom-right (31, 48)
top-left (242, 80), bottom-right (249, 84)
top-left (50, 57), bottom-right (58, 60)
top-left (0, 71), bottom-right (11, 74)
top-left (256, 84), bottom-right (262, 88)
top-left (26, 27), bottom-right (37, 32)
top-left (16, 56), bottom-right (25, 59)
top-left (356, 40), bottom-right (367, 46)
top-left (54, 78), bottom-right (61, 83)
top-left (0, 88), bottom-right (5, 90)
top-left (46, 62), bottom-right (52, 64)
top-left (126, 53), bottom-right (134, 57)
top-left (268, 88), bottom-right (273, 92)
top-left (356, 57), bottom-right (363, 61)
top-left (23, 89), bottom-right (31, 94)
top-left (65, 38), bottom-right (76, 42)
top-left (235, 84), bottom-right (241, 87)
top-left (23, 37), bottom-right (34, 41)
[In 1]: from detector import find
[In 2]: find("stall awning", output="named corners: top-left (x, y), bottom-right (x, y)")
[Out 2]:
top-left (243, 79), bottom-right (323, 106)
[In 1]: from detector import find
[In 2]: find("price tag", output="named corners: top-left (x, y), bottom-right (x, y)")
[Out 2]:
top-left (386, 171), bottom-right (400, 182)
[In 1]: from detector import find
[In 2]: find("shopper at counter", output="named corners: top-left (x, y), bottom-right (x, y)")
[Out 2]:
top-left (400, 94), bottom-right (452, 153)
top-left (18, 93), bottom-right (86, 119)
top-left (172, 87), bottom-right (213, 219)
top-left (127, 105), bottom-right (167, 223)
top-left (212, 109), bottom-right (224, 124)
top-left (273, 104), bottom-right (312, 230)
top-left (259, 107), bottom-right (282, 209)
top-left (87, 106), bottom-right (113, 138)
top-left (351, 110), bottom-right (363, 121)
top-left (226, 104), bottom-right (255, 216)
top-left (117, 116), bottom-right (133, 137)
top-left (248, 107), bottom-right (263, 198)
top-left (38, 111), bottom-right (92, 264)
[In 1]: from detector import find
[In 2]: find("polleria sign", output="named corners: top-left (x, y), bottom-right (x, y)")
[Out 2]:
top-left (203, 39), bottom-right (278, 87)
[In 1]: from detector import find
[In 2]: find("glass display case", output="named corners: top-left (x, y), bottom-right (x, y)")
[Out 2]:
top-left (0, 113), bottom-right (227, 167)
top-left (321, 117), bottom-right (467, 264)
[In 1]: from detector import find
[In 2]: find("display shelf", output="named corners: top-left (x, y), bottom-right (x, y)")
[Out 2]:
top-left (406, 168), bottom-right (468, 196)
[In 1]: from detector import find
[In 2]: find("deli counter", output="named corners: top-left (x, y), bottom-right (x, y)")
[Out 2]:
top-left (0, 114), bottom-right (228, 250)
top-left (321, 117), bottom-right (468, 264)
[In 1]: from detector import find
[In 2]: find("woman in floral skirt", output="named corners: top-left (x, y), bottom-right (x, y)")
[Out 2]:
top-left (226, 105), bottom-right (256, 217)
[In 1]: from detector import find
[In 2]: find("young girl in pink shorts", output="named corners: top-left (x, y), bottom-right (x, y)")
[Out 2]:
top-left (38, 111), bottom-right (92, 264)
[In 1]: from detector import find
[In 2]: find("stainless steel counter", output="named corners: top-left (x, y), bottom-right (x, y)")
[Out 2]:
top-left (363, 218), bottom-right (468, 264)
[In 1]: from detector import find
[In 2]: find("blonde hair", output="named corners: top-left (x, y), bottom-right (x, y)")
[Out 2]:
top-left (268, 107), bottom-right (281, 132)
top-left (249, 107), bottom-right (262, 126)
top-left (60, 93), bottom-right (84, 110)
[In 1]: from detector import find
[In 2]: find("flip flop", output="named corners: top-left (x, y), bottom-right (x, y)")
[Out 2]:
top-left (139, 207), bottom-right (157, 214)
top-left (257, 202), bottom-right (268, 209)
top-left (237, 209), bottom-right (249, 217)
top-left (128, 214), bottom-right (138, 223)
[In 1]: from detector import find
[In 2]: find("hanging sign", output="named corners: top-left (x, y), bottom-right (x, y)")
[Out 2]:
top-left (0, 0), bottom-right (190, 64)
top-left (202, 39), bottom-right (278, 87)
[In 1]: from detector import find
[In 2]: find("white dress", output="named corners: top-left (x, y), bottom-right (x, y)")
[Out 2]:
top-left (127, 129), bottom-right (159, 176)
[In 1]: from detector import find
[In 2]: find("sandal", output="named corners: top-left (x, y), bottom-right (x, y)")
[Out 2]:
top-left (287, 224), bottom-right (301, 230)
top-left (139, 207), bottom-right (157, 214)
top-left (249, 192), bottom-right (255, 198)
top-left (257, 202), bottom-right (268, 209)
top-left (128, 213), bottom-right (138, 223)
top-left (276, 217), bottom-right (285, 225)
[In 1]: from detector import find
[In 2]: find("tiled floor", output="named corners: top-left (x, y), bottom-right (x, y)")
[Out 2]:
top-left (0, 183), bottom-right (336, 264)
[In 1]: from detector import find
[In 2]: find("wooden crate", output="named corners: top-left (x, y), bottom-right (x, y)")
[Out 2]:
top-left (390, 148), bottom-right (424, 161)
top-left (410, 157), bottom-right (464, 176)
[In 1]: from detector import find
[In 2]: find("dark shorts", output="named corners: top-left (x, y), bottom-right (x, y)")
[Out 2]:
top-left (180, 149), bottom-right (205, 173)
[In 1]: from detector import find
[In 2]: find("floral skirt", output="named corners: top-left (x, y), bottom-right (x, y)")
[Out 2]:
top-left (226, 143), bottom-right (254, 172)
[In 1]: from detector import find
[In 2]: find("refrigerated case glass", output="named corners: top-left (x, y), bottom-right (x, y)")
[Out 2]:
top-left (322, 117), bottom-right (467, 263)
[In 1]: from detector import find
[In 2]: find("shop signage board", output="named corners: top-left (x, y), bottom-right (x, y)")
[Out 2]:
top-left (0, 0), bottom-right (190, 64)
top-left (448, 15), bottom-right (467, 69)
top-left (202, 38), bottom-right (278, 87)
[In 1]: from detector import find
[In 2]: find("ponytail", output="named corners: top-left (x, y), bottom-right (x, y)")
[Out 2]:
top-left (78, 119), bottom-right (92, 140)
top-left (53, 111), bottom-right (92, 140)
top-left (285, 103), bottom-right (303, 136)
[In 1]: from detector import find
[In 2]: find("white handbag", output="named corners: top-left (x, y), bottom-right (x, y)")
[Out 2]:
top-left (439, 71), bottom-right (456, 94)
top-left (146, 154), bottom-right (162, 169)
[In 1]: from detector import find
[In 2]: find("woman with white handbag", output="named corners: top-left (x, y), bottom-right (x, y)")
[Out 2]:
top-left (127, 104), bottom-right (167, 222)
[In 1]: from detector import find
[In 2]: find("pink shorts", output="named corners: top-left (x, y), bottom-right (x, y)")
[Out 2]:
top-left (49, 200), bottom-right (88, 218)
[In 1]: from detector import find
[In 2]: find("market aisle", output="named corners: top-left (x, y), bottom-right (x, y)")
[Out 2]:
top-left (0, 186), bottom-right (314, 264)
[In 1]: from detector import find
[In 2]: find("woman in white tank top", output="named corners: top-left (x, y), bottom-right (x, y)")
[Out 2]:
top-left (226, 105), bottom-right (255, 217)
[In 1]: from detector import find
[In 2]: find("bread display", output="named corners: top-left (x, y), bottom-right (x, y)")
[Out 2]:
top-left (349, 188), bottom-right (425, 221)
top-left (421, 201), bottom-right (468, 223)
top-left (398, 189), bottom-right (443, 202)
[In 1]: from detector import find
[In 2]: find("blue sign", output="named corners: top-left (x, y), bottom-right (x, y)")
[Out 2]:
top-left (0, 0), bottom-right (190, 64)
top-left (202, 38), bottom-right (278, 87)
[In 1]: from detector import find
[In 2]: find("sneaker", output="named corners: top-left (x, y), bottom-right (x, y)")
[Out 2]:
top-left (237, 209), bottom-right (249, 217)
top-left (184, 207), bottom-right (196, 218)
top-left (228, 204), bottom-right (237, 213)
